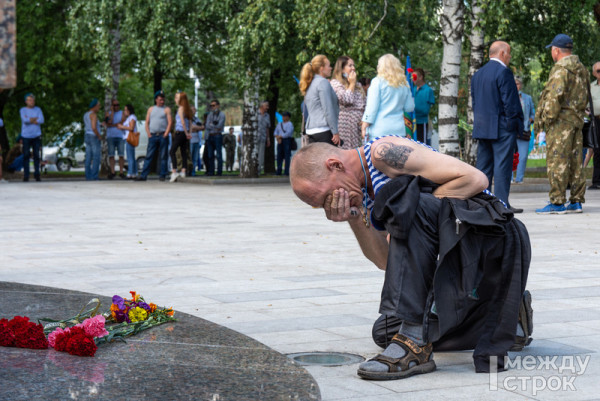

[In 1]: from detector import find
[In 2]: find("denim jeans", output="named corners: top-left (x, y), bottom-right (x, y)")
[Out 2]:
top-left (190, 142), bottom-right (201, 174)
top-left (206, 134), bottom-right (223, 175)
top-left (84, 134), bottom-right (101, 180)
top-left (8, 155), bottom-right (24, 172)
top-left (22, 136), bottom-right (42, 179)
top-left (141, 134), bottom-right (169, 179)
top-left (514, 138), bottom-right (530, 183)
top-left (276, 137), bottom-right (292, 175)
top-left (126, 143), bottom-right (137, 176)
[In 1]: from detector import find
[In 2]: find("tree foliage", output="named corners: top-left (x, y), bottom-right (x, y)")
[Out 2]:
top-left (5, 0), bottom-right (600, 164)
top-left (1, 0), bottom-right (102, 145)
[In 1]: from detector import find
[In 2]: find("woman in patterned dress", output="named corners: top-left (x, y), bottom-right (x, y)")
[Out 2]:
top-left (330, 56), bottom-right (366, 149)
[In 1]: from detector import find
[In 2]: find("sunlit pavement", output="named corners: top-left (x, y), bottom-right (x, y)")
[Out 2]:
top-left (1, 179), bottom-right (599, 400)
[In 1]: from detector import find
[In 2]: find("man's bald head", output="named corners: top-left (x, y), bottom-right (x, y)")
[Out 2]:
top-left (291, 143), bottom-right (340, 184)
top-left (489, 41), bottom-right (511, 66)
top-left (593, 62), bottom-right (600, 81)
top-left (489, 41), bottom-right (509, 56)
top-left (290, 143), bottom-right (345, 204)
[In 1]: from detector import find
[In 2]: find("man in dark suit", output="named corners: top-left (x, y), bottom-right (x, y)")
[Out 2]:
top-left (472, 41), bottom-right (524, 213)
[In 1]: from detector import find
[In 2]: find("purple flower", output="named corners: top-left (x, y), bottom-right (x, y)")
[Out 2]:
top-left (113, 310), bottom-right (127, 323)
top-left (112, 295), bottom-right (125, 310)
top-left (137, 302), bottom-right (151, 311)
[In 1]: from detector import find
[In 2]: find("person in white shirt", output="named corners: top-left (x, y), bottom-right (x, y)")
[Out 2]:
top-left (274, 111), bottom-right (294, 175)
top-left (117, 104), bottom-right (139, 179)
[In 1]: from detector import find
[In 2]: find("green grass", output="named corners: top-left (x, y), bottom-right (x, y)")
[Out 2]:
top-left (525, 158), bottom-right (547, 168)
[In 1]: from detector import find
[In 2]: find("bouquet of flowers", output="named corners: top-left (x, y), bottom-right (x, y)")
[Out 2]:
top-left (25, 290), bottom-right (176, 357)
top-left (47, 315), bottom-right (108, 357)
top-left (0, 316), bottom-right (48, 350)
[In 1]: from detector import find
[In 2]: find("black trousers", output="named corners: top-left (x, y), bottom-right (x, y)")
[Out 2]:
top-left (415, 122), bottom-right (430, 145)
top-left (307, 130), bottom-right (335, 146)
top-left (170, 131), bottom-right (188, 170)
top-left (593, 117), bottom-right (600, 185)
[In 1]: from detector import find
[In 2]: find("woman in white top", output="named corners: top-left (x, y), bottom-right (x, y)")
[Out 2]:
top-left (361, 54), bottom-right (415, 141)
top-left (117, 104), bottom-right (139, 179)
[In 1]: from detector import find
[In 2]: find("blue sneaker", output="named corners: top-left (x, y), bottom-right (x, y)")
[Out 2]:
top-left (535, 203), bottom-right (566, 214)
top-left (566, 202), bottom-right (583, 213)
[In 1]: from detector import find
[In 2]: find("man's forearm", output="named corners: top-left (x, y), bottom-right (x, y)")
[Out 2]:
top-left (433, 174), bottom-right (488, 200)
top-left (348, 218), bottom-right (389, 270)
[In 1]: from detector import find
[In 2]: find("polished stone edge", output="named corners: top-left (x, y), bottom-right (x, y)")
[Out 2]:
top-left (0, 281), bottom-right (322, 401)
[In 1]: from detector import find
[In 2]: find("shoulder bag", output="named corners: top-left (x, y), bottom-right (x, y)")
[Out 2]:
top-left (127, 131), bottom-right (140, 147)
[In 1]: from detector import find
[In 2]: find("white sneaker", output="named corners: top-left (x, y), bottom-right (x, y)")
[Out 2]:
top-left (169, 173), bottom-right (178, 183)
top-left (179, 171), bottom-right (186, 178)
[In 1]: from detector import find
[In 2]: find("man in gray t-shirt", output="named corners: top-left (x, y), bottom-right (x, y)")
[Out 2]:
top-left (257, 101), bottom-right (271, 174)
top-left (137, 90), bottom-right (173, 181)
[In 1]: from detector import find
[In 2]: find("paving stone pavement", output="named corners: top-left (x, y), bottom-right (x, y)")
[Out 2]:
top-left (1, 179), bottom-right (600, 400)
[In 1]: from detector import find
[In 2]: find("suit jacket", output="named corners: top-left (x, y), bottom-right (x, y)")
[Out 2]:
top-left (471, 60), bottom-right (524, 140)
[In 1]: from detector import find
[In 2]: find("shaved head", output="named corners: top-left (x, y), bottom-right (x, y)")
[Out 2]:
top-left (593, 62), bottom-right (600, 81)
top-left (290, 143), bottom-right (341, 189)
top-left (290, 142), bottom-right (352, 208)
top-left (489, 41), bottom-right (510, 57)
top-left (489, 41), bottom-right (512, 66)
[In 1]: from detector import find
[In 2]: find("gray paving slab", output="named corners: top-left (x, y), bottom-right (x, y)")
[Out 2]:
top-left (1, 179), bottom-right (600, 400)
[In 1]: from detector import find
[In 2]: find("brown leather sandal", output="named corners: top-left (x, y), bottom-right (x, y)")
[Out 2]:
top-left (357, 333), bottom-right (436, 380)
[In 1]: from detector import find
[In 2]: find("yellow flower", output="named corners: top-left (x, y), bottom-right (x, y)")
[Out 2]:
top-left (128, 306), bottom-right (148, 322)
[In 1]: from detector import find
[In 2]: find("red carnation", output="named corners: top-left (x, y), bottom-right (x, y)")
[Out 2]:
top-left (66, 333), bottom-right (97, 357)
top-left (7, 316), bottom-right (30, 331)
top-left (0, 324), bottom-right (15, 347)
top-left (13, 322), bottom-right (48, 349)
top-left (407, 67), bottom-right (414, 73)
top-left (513, 152), bottom-right (519, 171)
top-left (53, 331), bottom-right (69, 352)
top-left (412, 73), bottom-right (418, 81)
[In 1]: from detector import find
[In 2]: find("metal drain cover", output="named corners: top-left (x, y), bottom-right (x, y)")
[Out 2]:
top-left (287, 352), bottom-right (364, 366)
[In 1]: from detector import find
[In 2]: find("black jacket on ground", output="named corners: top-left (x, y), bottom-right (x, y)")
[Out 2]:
top-left (371, 175), bottom-right (531, 372)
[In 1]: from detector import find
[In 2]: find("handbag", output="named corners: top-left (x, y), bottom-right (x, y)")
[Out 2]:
top-left (583, 83), bottom-right (599, 149)
top-left (517, 131), bottom-right (531, 141)
top-left (290, 136), bottom-right (298, 150)
top-left (127, 131), bottom-right (140, 147)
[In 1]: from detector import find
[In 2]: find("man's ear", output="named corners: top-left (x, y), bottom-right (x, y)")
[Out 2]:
top-left (325, 158), bottom-right (344, 172)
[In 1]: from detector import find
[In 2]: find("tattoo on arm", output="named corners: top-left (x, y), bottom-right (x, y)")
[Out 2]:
top-left (373, 142), bottom-right (413, 170)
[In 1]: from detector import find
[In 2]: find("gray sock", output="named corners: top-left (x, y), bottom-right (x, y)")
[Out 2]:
top-left (516, 322), bottom-right (525, 337)
top-left (359, 322), bottom-right (425, 373)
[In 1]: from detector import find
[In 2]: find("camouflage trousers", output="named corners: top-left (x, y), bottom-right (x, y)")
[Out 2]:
top-left (546, 122), bottom-right (585, 204)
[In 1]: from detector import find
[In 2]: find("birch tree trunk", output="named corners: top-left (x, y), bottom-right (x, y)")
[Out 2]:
top-left (240, 70), bottom-right (260, 178)
top-left (438, 0), bottom-right (464, 158)
top-left (464, 0), bottom-right (484, 166)
top-left (101, 21), bottom-right (122, 175)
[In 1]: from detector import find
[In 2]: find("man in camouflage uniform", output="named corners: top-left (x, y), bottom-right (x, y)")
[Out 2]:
top-left (223, 127), bottom-right (237, 172)
top-left (534, 34), bottom-right (589, 214)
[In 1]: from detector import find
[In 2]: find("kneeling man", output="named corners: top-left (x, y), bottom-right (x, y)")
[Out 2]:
top-left (290, 136), bottom-right (532, 379)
